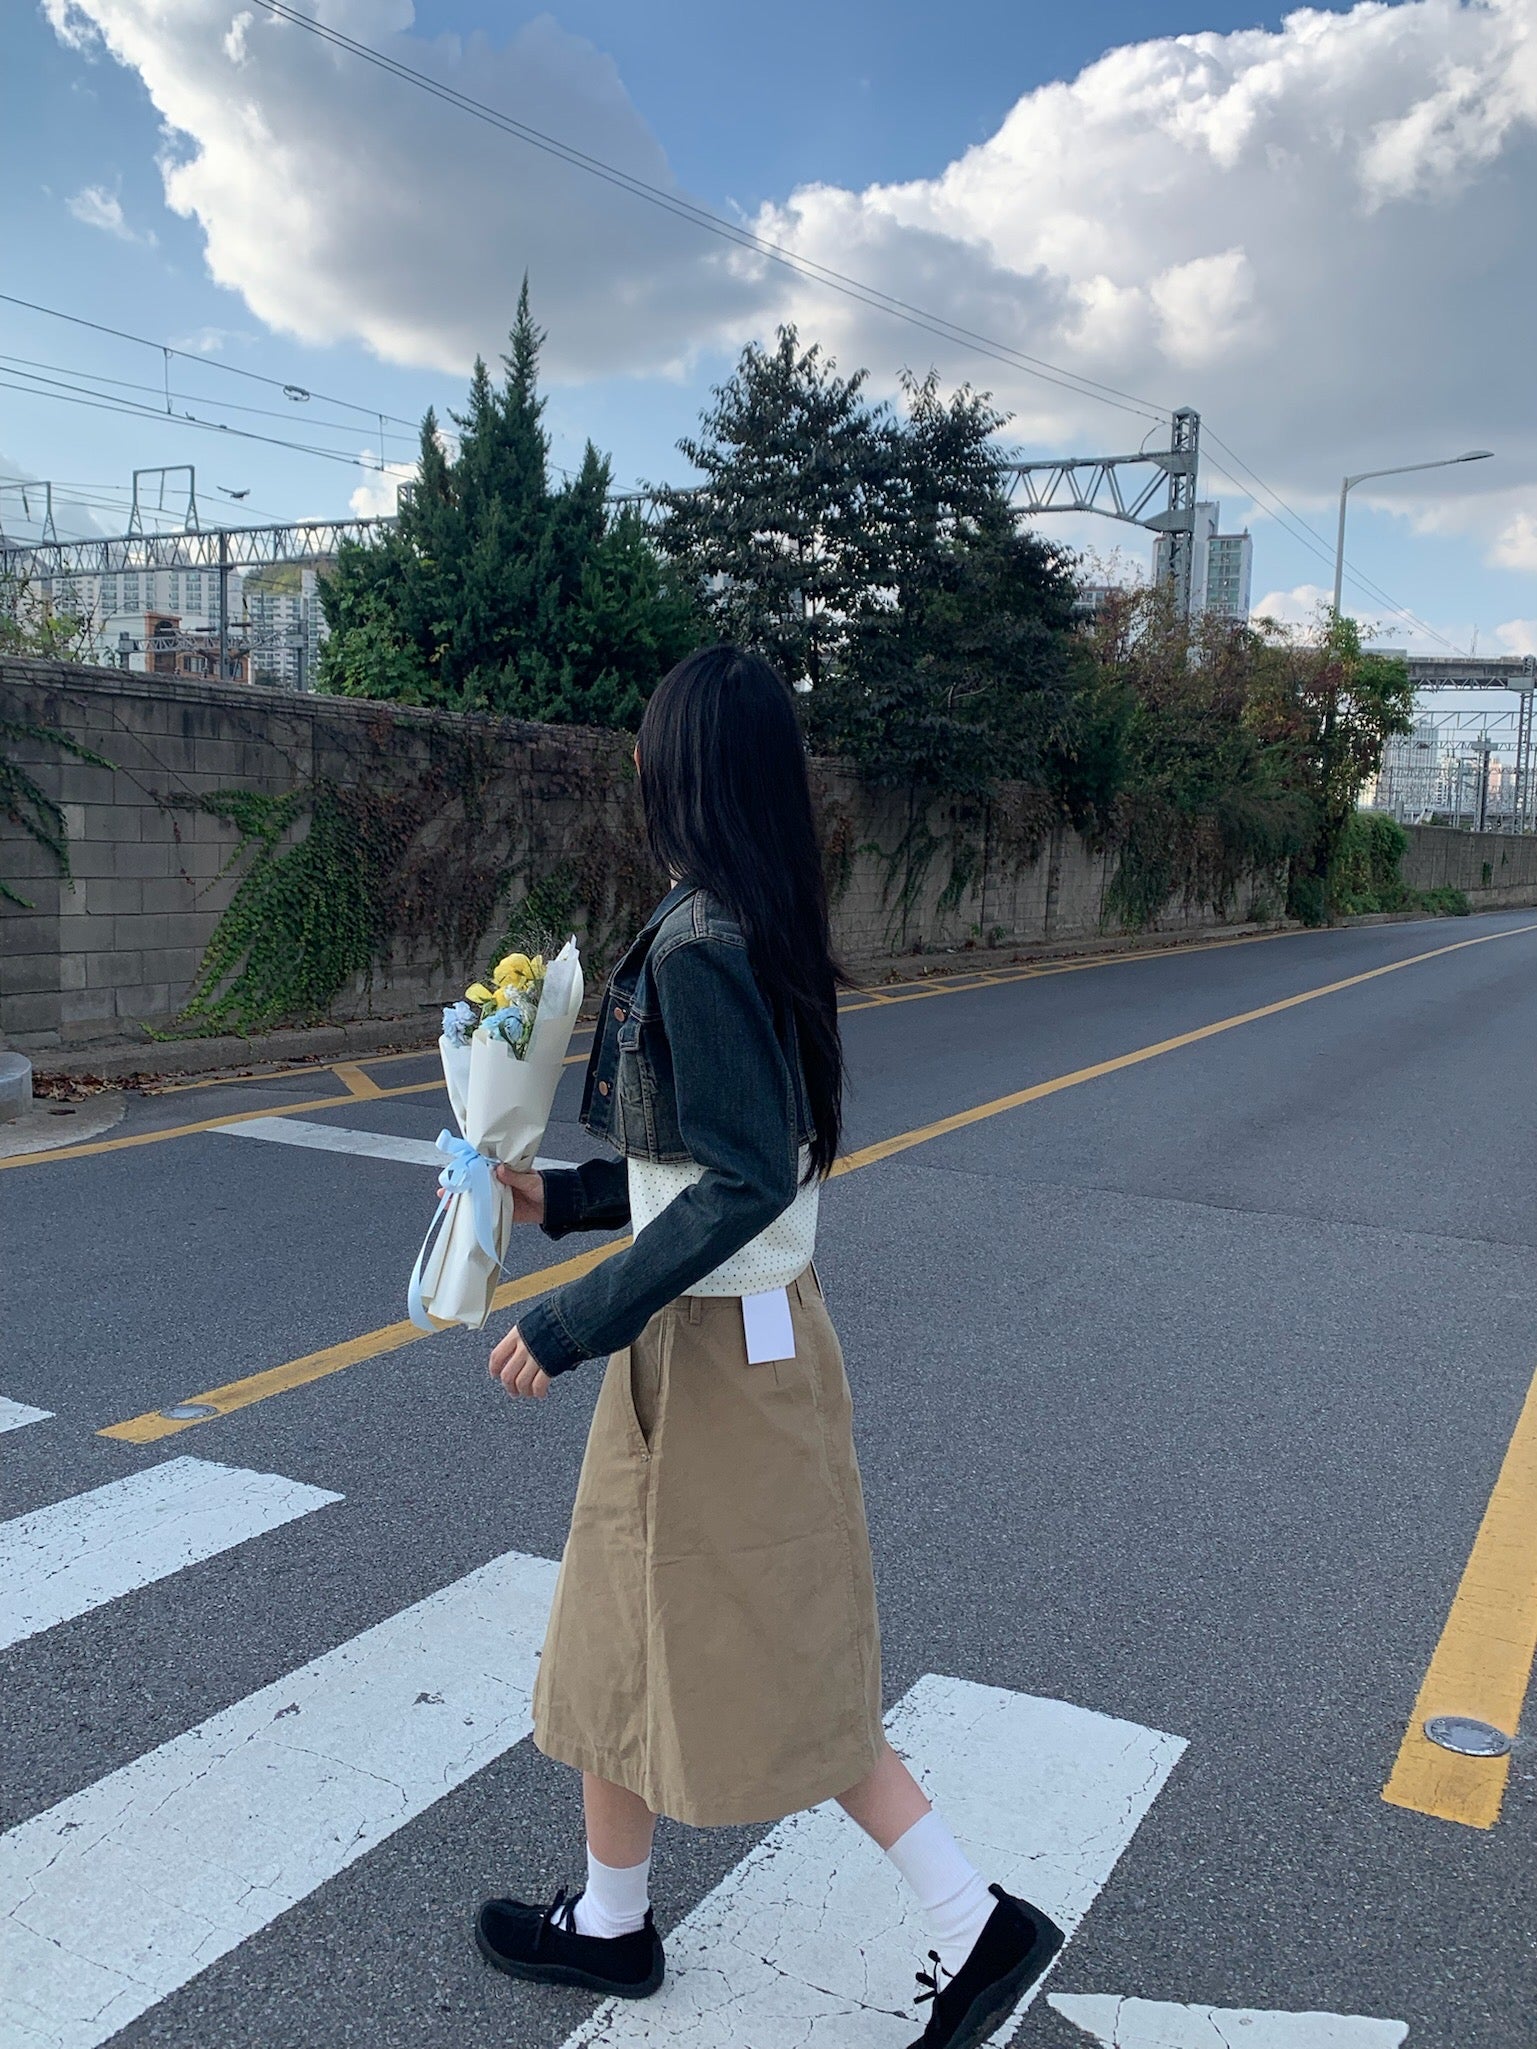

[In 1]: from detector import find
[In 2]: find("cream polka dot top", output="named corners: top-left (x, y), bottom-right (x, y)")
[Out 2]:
top-left (626, 1152), bottom-right (819, 1296)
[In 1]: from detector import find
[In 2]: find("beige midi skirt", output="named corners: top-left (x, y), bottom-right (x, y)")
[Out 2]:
top-left (532, 1267), bottom-right (885, 1826)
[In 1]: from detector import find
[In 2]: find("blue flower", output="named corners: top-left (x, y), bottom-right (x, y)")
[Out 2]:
top-left (441, 1001), bottom-right (478, 1047)
top-left (484, 1001), bottom-right (530, 1051)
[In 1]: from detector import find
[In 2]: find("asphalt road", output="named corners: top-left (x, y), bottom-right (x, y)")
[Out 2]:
top-left (3, 912), bottom-right (1535, 2049)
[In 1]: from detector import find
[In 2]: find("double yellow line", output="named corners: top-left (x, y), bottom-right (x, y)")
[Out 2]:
top-left (87, 918), bottom-right (1537, 1831)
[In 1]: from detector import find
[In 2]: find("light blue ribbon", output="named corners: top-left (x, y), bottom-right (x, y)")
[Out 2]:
top-left (407, 1130), bottom-right (504, 1331)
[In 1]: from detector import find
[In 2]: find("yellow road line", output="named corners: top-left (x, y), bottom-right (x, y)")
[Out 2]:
top-left (835, 920), bottom-right (1537, 1173)
top-left (0, 1052), bottom-right (591, 1171)
top-left (0, 1081), bottom-right (435, 1170)
top-left (12, 925), bottom-right (1317, 1164)
top-left (836, 924), bottom-right (1316, 1013)
top-left (334, 1062), bottom-right (384, 1099)
top-left (154, 1043), bottom-right (445, 1094)
top-left (99, 918), bottom-right (1537, 1443)
top-left (1382, 1363), bottom-right (1537, 1829)
top-left (101, 1242), bottom-right (625, 1445)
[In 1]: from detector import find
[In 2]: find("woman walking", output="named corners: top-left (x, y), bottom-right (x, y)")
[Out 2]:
top-left (476, 645), bottom-right (1061, 2048)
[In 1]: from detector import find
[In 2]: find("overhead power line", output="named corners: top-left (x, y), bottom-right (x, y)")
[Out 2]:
top-left (244, 0), bottom-right (1468, 647)
top-left (0, 370), bottom-right (395, 474)
top-left (1199, 430), bottom-right (1465, 653)
top-left (7, 18), bottom-right (1470, 647)
top-left (0, 290), bottom-right (423, 433)
top-left (244, 0), bottom-right (1169, 428)
top-left (0, 351), bottom-right (409, 445)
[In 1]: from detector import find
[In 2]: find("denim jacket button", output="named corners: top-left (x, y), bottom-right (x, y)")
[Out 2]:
top-left (613, 1005), bottom-right (626, 1022)
top-left (598, 1080), bottom-right (611, 1096)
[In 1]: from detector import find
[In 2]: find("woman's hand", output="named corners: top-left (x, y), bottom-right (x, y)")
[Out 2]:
top-left (489, 1324), bottom-right (551, 1400)
top-left (492, 1166), bottom-right (546, 1225)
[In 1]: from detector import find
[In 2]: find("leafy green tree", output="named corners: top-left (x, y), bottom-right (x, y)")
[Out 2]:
top-left (810, 373), bottom-right (1079, 795)
top-left (656, 327), bottom-right (891, 690)
top-left (1065, 584), bottom-right (1309, 927)
top-left (0, 570), bottom-right (97, 663)
top-left (1248, 612), bottom-right (1413, 917)
top-left (318, 283), bottom-right (698, 722)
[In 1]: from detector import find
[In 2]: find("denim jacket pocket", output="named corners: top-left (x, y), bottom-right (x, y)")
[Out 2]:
top-left (612, 1018), bottom-right (653, 1155)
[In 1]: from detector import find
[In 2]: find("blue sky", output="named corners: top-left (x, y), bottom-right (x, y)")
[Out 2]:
top-left (4, 0), bottom-right (1535, 666)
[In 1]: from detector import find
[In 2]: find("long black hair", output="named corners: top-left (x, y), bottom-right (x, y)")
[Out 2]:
top-left (636, 644), bottom-right (843, 1180)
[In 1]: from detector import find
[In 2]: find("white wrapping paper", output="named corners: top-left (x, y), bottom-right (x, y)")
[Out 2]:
top-left (409, 938), bottom-right (585, 1330)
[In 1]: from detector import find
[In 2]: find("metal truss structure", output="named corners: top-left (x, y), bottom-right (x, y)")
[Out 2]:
top-left (128, 466), bottom-right (201, 535)
top-left (1378, 658), bottom-right (1537, 833)
top-left (1404, 653), bottom-right (1537, 691)
top-left (1002, 407), bottom-right (1201, 614)
top-left (0, 479), bottom-right (61, 546)
top-left (0, 515), bottom-right (390, 580)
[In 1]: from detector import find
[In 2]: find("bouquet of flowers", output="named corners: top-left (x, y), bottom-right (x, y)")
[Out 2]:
top-left (408, 937), bottom-right (584, 1331)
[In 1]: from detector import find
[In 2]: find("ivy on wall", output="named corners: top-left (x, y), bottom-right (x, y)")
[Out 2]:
top-left (1, 714), bottom-right (113, 909)
top-left (174, 717), bottom-right (663, 1037)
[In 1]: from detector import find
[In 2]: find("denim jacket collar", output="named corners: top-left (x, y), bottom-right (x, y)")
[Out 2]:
top-left (639, 879), bottom-right (697, 933)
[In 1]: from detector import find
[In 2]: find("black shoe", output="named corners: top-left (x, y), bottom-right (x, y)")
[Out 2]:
top-left (906, 1885), bottom-right (1064, 2048)
top-left (475, 1886), bottom-right (665, 1999)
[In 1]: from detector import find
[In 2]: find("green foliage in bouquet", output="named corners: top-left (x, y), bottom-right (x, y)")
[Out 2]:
top-left (318, 281), bottom-right (699, 725)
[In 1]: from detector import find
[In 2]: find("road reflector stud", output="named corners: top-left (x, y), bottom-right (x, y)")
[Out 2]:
top-left (1424, 1715), bottom-right (1512, 1758)
top-left (160, 1402), bottom-right (218, 1420)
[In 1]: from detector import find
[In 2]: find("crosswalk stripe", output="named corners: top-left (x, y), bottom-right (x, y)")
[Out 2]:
top-left (559, 1675), bottom-right (1186, 2048)
top-left (0, 1547), bottom-right (559, 2049)
top-left (1049, 1994), bottom-right (1408, 2046)
top-left (211, 1115), bottom-right (575, 1172)
top-left (0, 1457), bottom-right (342, 1652)
top-left (0, 1396), bottom-right (52, 1435)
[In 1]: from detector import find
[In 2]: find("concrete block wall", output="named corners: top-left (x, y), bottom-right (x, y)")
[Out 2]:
top-left (1400, 824), bottom-right (1537, 908)
top-left (4, 657), bottom-right (1293, 1050)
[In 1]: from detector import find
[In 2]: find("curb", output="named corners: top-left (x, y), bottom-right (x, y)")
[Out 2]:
top-left (30, 1013), bottom-right (441, 1087)
top-left (0, 1049), bottom-right (34, 1122)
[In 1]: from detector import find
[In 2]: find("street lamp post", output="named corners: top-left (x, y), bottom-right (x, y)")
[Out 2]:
top-left (1332, 450), bottom-right (1493, 617)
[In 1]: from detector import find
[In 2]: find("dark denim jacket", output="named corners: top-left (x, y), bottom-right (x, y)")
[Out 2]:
top-left (517, 883), bottom-right (819, 1377)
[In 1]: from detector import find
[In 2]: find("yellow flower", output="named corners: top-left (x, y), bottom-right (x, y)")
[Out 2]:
top-left (493, 951), bottom-right (545, 992)
top-left (465, 982), bottom-right (494, 1004)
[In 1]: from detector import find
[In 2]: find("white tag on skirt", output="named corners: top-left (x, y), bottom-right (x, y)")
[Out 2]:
top-left (742, 1286), bottom-right (796, 1364)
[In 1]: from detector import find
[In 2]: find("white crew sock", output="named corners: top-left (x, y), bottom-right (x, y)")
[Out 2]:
top-left (884, 1810), bottom-right (996, 1977)
top-left (572, 1847), bottom-right (652, 1940)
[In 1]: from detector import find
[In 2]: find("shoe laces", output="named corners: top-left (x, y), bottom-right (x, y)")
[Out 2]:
top-left (538, 1886), bottom-right (580, 1946)
top-left (913, 1947), bottom-right (951, 2009)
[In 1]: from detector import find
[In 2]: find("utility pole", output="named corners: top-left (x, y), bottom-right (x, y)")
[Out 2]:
top-left (1514, 690), bottom-right (1534, 833)
top-left (217, 529), bottom-right (230, 681)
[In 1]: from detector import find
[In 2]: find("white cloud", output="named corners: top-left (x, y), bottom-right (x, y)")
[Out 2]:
top-left (1252, 583), bottom-right (1332, 628)
top-left (751, 1), bottom-right (1537, 504)
top-left (40, 0), bottom-right (1537, 548)
top-left (1492, 507), bottom-right (1537, 571)
top-left (0, 457), bottom-right (112, 542)
top-left (66, 181), bottom-right (156, 244)
top-left (169, 323), bottom-right (257, 354)
top-left (1495, 617), bottom-right (1537, 654)
top-left (348, 454), bottom-right (415, 519)
top-left (44, 0), bottom-right (756, 381)
top-left (1251, 581), bottom-right (1470, 653)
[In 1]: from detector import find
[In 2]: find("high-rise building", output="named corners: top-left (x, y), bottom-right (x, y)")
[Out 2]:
top-left (243, 565), bottom-right (326, 690)
top-left (38, 563), bottom-right (241, 675)
top-left (1153, 501), bottom-right (1254, 622)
